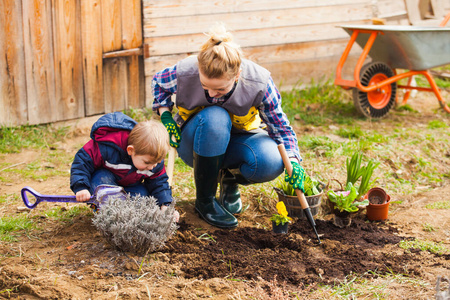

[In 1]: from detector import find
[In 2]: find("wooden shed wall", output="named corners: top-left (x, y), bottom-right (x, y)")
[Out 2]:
top-left (142, 0), bottom-right (398, 95)
top-left (0, 0), bottom-right (144, 127)
top-left (143, 0), bottom-right (450, 98)
top-left (1, 0), bottom-right (449, 126)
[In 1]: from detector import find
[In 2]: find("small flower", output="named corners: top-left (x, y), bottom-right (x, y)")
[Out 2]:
top-left (270, 202), bottom-right (292, 226)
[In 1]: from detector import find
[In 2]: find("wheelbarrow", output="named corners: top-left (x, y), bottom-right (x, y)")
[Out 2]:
top-left (335, 13), bottom-right (450, 118)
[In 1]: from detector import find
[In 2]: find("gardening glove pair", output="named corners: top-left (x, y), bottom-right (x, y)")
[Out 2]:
top-left (160, 111), bottom-right (181, 148)
top-left (284, 161), bottom-right (306, 193)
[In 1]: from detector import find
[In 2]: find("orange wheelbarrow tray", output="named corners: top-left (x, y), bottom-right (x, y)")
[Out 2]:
top-left (335, 14), bottom-right (450, 118)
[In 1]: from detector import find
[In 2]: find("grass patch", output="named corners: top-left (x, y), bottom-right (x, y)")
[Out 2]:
top-left (399, 239), bottom-right (448, 255)
top-left (336, 126), bottom-right (364, 139)
top-left (0, 124), bottom-right (69, 154)
top-left (0, 215), bottom-right (35, 242)
top-left (0, 194), bottom-right (19, 204)
top-left (281, 77), bottom-right (356, 126)
top-left (425, 201), bottom-right (450, 209)
top-left (123, 107), bottom-right (154, 122)
top-left (422, 223), bottom-right (437, 232)
top-left (320, 269), bottom-right (427, 299)
top-left (427, 120), bottom-right (448, 129)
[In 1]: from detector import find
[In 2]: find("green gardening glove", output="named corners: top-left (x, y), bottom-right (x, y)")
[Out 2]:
top-left (160, 111), bottom-right (181, 148)
top-left (284, 161), bottom-right (306, 193)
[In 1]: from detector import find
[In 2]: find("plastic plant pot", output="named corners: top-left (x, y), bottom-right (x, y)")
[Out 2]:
top-left (365, 187), bottom-right (390, 221)
top-left (272, 221), bottom-right (289, 234)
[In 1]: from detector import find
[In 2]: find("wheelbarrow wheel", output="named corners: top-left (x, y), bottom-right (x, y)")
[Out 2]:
top-left (353, 62), bottom-right (397, 118)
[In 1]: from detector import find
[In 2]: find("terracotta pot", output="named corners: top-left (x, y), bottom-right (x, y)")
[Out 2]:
top-left (365, 187), bottom-right (390, 221)
top-left (366, 187), bottom-right (388, 205)
top-left (272, 221), bottom-right (289, 234)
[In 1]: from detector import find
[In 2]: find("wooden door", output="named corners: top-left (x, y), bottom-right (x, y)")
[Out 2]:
top-left (0, 0), bottom-right (144, 126)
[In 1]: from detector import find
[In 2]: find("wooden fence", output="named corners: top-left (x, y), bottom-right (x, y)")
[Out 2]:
top-left (1, 0), bottom-right (449, 126)
top-left (1, 0), bottom-right (144, 126)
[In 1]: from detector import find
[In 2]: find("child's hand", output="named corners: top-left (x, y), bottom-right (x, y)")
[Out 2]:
top-left (76, 190), bottom-right (91, 202)
top-left (161, 205), bottom-right (180, 222)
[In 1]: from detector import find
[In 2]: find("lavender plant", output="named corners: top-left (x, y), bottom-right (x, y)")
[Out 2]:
top-left (92, 194), bottom-right (178, 255)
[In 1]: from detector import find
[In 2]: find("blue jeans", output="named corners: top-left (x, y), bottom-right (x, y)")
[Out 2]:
top-left (177, 106), bottom-right (284, 183)
top-left (90, 169), bottom-right (149, 197)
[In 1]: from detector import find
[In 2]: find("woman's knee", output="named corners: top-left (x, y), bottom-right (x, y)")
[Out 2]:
top-left (197, 106), bottom-right (232, 133)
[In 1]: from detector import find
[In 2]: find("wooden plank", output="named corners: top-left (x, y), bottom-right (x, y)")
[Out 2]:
top-left (144, 20), bottom-right (369, 57)
top-left (126, 55), bottom-right (143, 109)
top-left (121, 0), bottom-right (142, 49)
top-left (143, 0), bottom-right (371, 18)
top-left (81, 0), bottom-right (104, 115)
top-left (101, 0), bottom-right (122, 52)
top-left (138, 56), bottom-right (145, 108)
top-left (144, 54), bottom-right (360, 94)
top-left (22, 0), bottom-right (57, 125)
top-left (0, 0), bottom-right (28, 126)
top-left (144, 5), bottom-right (372, 38)
top-left (103, 58), bottom-right (127, 113)
top-left (53, 0), bottom-right (84, 121)
top-left (263, 55), bottom-right (361, 89)
top-left (103, 48), bottom-right (142, 58)
top-left (143, 39), bottom-right (361, 76)
top-left (376, 0), bottom-right (407, 18)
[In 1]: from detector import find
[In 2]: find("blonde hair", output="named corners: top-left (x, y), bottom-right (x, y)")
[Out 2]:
top-left (197, 23), bottom-right (242, 79)
top-left (128, 120), bottom-right (170, 161)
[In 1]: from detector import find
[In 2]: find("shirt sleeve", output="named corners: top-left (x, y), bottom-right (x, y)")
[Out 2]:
top-left (152, 64), bottom-right (178, 113)
top-left (259, 77), bottom-right (302, 162)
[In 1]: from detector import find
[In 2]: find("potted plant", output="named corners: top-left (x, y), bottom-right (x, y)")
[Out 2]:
top-left (273, 173), bottom-right (324, 219)
top-left (270, 202), bottom-right (292, 234)
top-left (327, 182), bottom-right (369, 228)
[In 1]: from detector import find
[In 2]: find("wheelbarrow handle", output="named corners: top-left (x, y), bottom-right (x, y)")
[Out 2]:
top-left (21, 186), bottom-right (94, 209)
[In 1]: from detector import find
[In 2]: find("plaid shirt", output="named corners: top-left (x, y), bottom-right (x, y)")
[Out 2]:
top-left (152, 64), bottom-right (301, 161)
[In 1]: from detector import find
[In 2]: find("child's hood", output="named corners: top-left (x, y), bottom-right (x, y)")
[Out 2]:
top-left (90, 112), bottom-right (137, 147)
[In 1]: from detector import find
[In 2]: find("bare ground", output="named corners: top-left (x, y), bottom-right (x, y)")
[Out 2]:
top-left (0, 93), bottom-right (449, 299)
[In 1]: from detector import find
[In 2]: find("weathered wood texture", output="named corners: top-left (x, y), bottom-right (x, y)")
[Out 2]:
top-left (2, 0), bottom-right (449, 125)
top-left (142, 0), bottom-right (449, 102)
top-left (0, 0), bottom-right (144, 126)
top-left (0, 1), bottom-right (28, 126)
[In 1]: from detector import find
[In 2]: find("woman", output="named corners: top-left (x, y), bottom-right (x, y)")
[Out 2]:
top-left (152, 23), bottom-right (304, 228)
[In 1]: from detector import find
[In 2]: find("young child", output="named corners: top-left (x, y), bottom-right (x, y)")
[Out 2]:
top-left (70, 112), bottom-right (176, 216)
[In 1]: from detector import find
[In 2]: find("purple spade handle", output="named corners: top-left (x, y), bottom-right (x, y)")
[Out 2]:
top-left (21, 185), bottom-right (127, 209)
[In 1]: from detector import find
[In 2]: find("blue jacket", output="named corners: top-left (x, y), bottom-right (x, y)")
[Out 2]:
top-left (70, 112), bottom-right (172, 205)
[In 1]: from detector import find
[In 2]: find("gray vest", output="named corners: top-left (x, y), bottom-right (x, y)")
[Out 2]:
top-left (175, 56), bottom-right (270, 125)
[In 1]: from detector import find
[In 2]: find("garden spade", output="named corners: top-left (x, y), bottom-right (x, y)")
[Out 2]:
top-left (21, 185), bottom-right (127, 211)
top-left (277, 144), bottom-right (321, 244)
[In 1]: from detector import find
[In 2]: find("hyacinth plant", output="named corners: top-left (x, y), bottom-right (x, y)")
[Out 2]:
top-left (270, 201), bottom-right (292, 226)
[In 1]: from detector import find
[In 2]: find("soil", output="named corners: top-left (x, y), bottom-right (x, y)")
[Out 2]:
top-left (1, 93), bottom-right (449, 299)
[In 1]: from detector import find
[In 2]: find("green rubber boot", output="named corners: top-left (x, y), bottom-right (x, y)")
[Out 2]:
top-left (218, 169), bottom-right (252, 215)
top-left (193, 153), bottom-right (238, 228)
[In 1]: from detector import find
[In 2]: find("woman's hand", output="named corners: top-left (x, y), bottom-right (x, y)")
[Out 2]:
top-left (160, 111), bottom-right (181, 148)
top-left (284, 161), bottom-right (306, 193)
